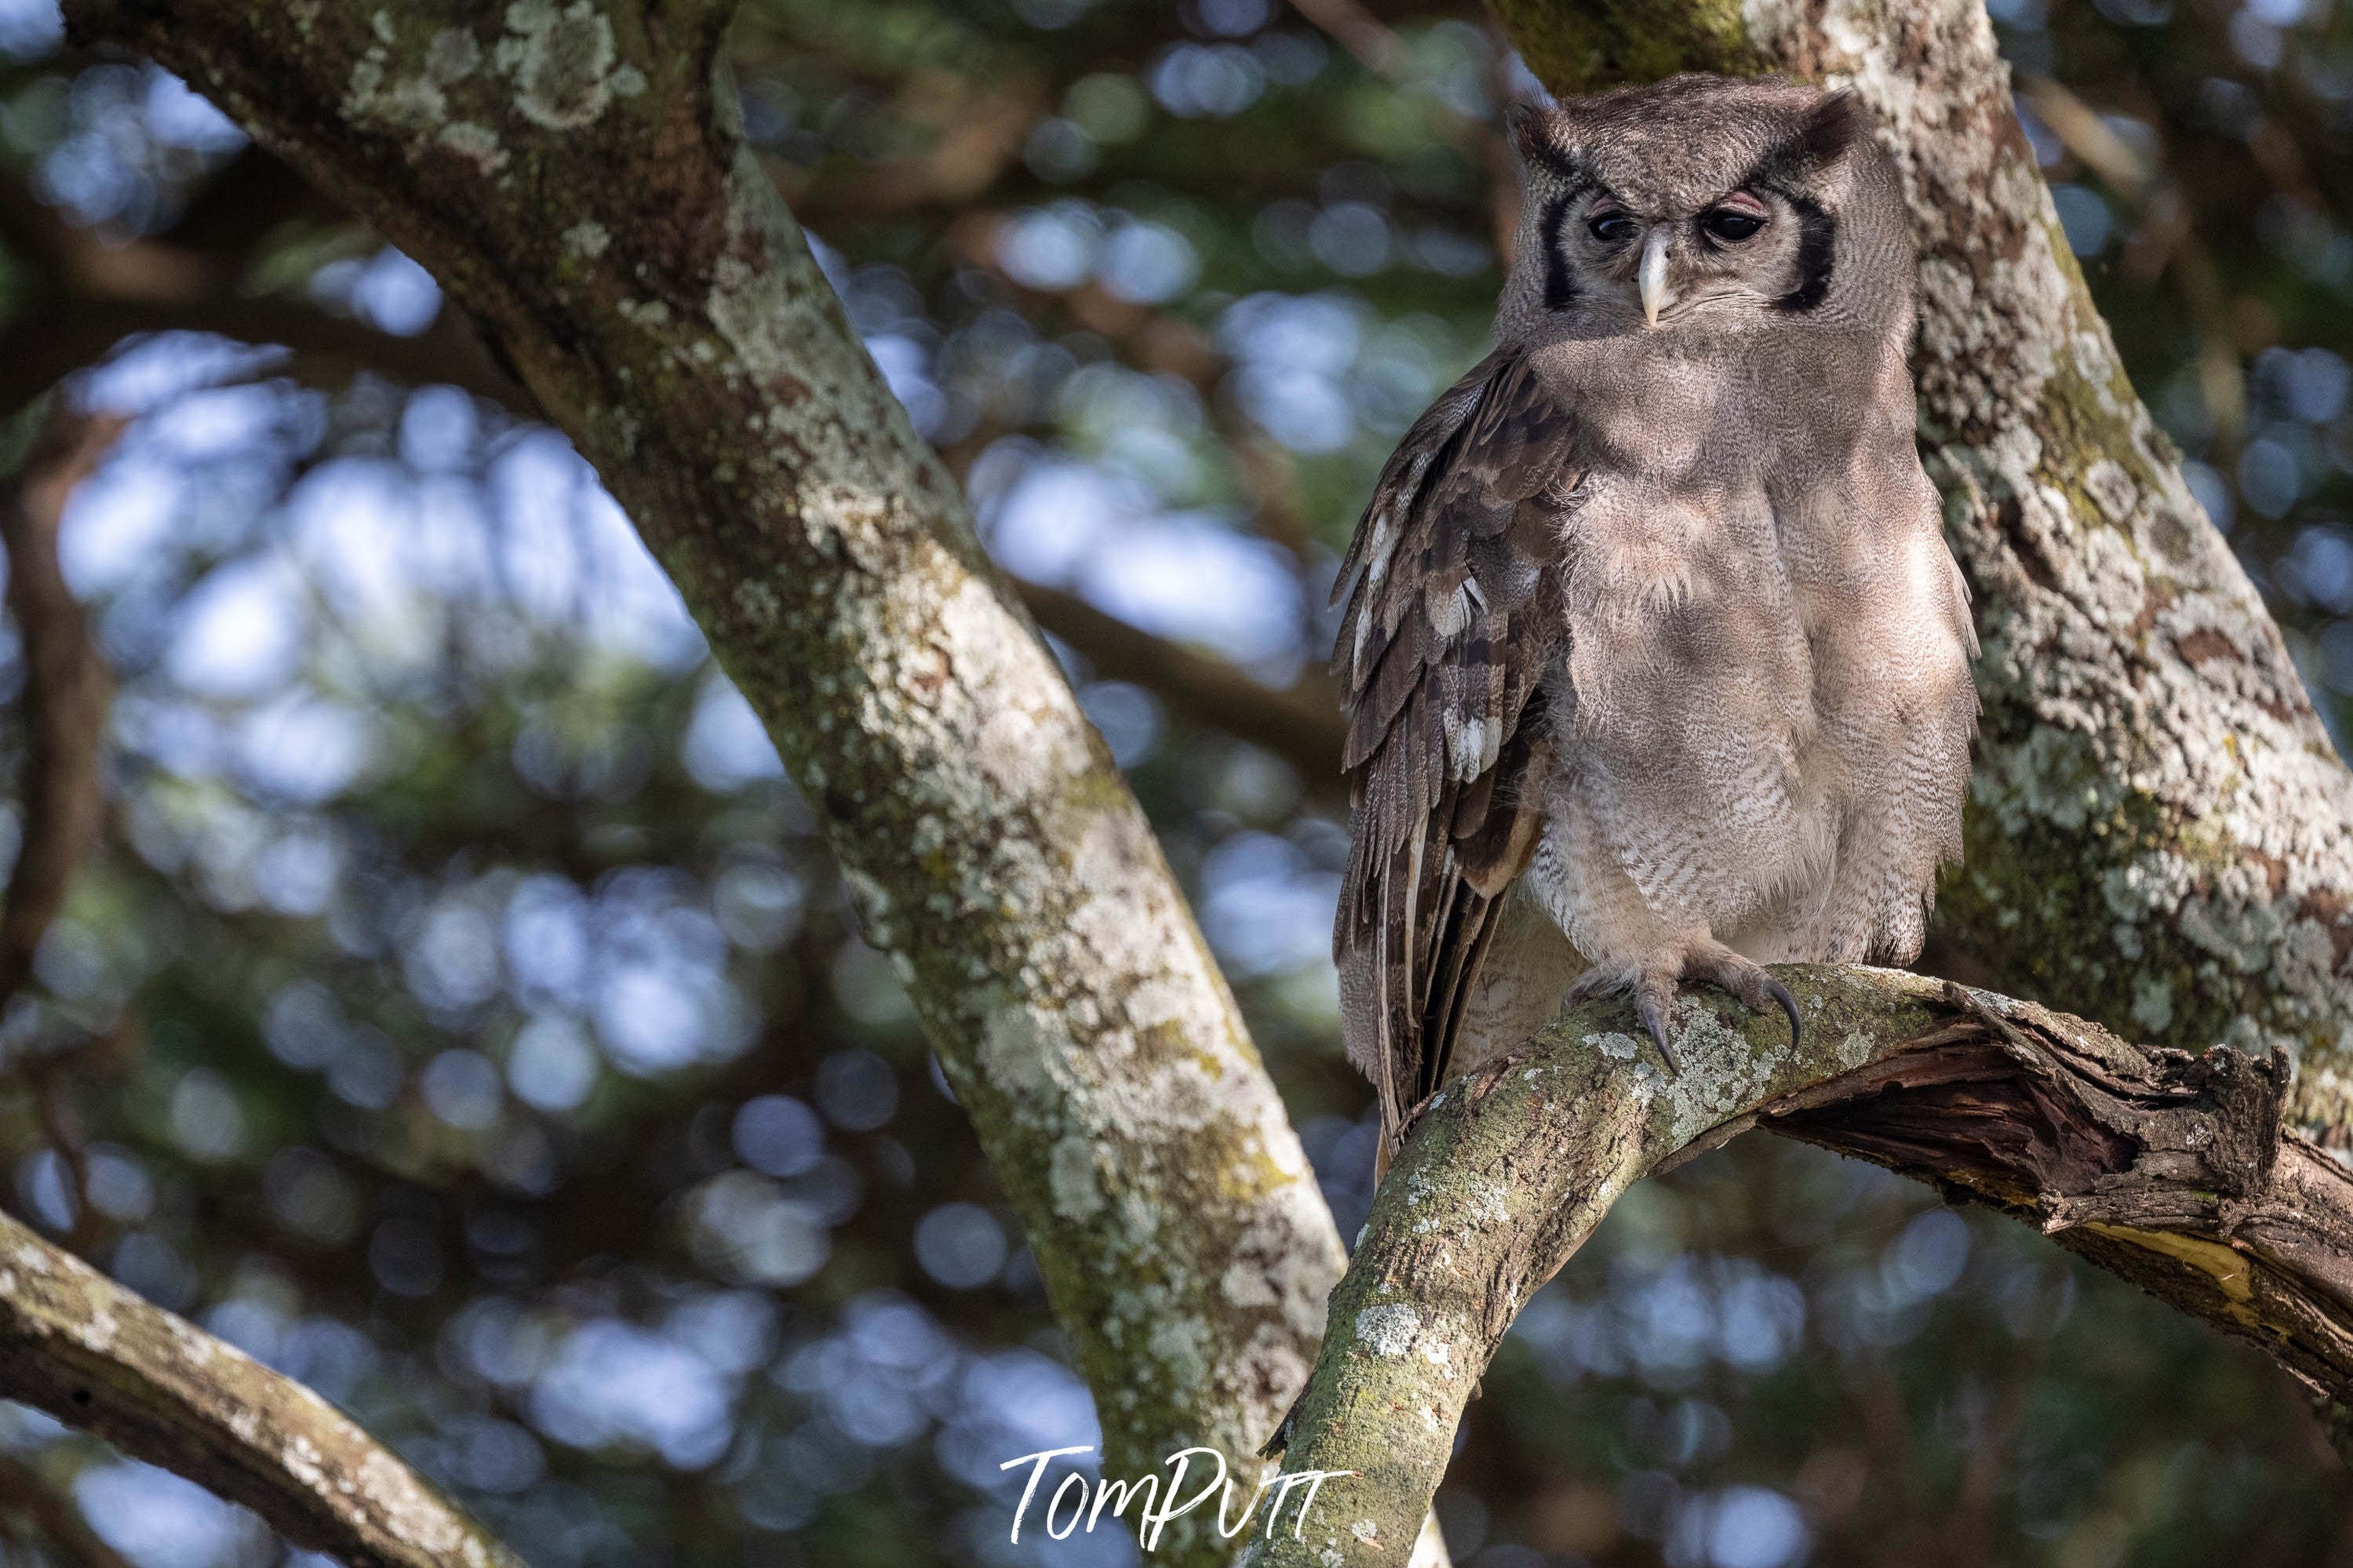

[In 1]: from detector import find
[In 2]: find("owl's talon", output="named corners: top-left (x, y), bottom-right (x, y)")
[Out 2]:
top-left (1641, 1008), bottom-right (1685, 1073)
top-left (1763, 976), bottom-right (1801, 1053)
top-left (1685, 944), bottom-right (1801, 1053)
top-left (1563, 943), bottom-right (1803, 1072)
top-left (1633, 977), bottom-right (1684, 1073)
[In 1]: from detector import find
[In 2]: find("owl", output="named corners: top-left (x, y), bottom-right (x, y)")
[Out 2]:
top-left (1331, 75), bottom-right (1979, 1163)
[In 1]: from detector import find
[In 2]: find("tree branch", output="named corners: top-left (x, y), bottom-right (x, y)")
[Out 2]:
top-left (1253, 970), bottom-right (2348, 1566)
top-left (0, 178), bottom-right (225, 307)
top-left (0, 1205), bottom-right (524, 1568)
top-left (2015, 75), bottom-right (2246, 454)
top-left (0, 295), bottom-right (531, 422)
top-left (150, 144), bottom-right (339, 259)
top-left (0, 408), bottom-right (508, 1568)
top-left (0, 407), bottom-right (120, 1004)
top-left (1248, 8), bottom-right (2353, 1549)
top-left (1017, 577), bottom-right (1345, 786)
top-left (53, 8), bottom-right (1347, 1563)
top-left (0, 280), bottom-right (1338, 804)
top-left (0, 406), bottom-right (126, 1249)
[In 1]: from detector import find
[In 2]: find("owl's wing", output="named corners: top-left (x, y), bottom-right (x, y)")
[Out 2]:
top-left (1331, 348), bottom-right (1579, 1158)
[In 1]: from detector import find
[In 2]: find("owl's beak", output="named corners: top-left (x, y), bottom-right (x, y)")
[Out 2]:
top-left (1639, 228), bottom-right (1674, 326)
top-left (1637, 227), bottom-right (1675, 326)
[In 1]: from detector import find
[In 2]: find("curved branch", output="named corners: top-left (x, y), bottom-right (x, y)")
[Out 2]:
top-left (55, 7), bottom-right (1348, 1560)
top-left (1255, 970), bottom-right (2347, 1566)
top-left (0, 1206), bottom-right (524, 1568)
top-left (0, 297), bottom-right (530, 423)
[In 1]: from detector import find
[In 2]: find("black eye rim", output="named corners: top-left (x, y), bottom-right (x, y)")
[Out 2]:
top-left (1586, 211), bottom-right (1637, 244)
top-left (1700, 207), bottom-right (1767, 242)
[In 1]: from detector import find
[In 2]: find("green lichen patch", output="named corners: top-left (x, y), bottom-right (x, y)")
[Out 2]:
top-left (1486, 0), bottom-right (1768, 96)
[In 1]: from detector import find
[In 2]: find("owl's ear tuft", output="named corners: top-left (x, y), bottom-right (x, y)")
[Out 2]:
top-left (1746, 90), bottom-right (1872, 192)
top-left (1506, 101), bottom-right (1548, 160)
top-left (1506, 103), bottom-right (1583, 182)
top-left (1794, 91), bottom-right (1870, 170)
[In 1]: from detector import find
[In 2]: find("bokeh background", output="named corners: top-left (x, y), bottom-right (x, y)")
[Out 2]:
top-left (0, 0), bottom-right (2338, 1564)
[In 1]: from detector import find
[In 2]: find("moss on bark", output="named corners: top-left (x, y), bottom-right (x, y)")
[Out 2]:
top-left (1484, 0), bottom-right (1768, 96)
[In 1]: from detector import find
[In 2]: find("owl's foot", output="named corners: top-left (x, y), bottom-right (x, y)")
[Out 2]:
top-left (1562, 962), bottom-right (1686, 1070)
top-left (1561, 939), bottom-right (1800, 1072)
top-left (1685, 942), bottom-right (1802, 1056)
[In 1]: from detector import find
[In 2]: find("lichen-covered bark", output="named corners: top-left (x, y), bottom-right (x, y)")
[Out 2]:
top-left (1488, 0), bottom-right (2353, 1137)
top-left (56, 4), bottom-right (1345, 1556)
top-left (1252, 972), bottom-right (2353, 1566)
top-left (0, 1206), bottom-right (523, 1567)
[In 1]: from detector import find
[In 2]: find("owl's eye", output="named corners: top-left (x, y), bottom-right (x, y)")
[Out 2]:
top-left (1586, 210), bottom-right (1637, 244)
top-left (1701, 207), bottom-right (1766, 242)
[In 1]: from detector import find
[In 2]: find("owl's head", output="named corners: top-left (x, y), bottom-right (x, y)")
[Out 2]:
top-left (1501, 75), bottom-right (1910, 341)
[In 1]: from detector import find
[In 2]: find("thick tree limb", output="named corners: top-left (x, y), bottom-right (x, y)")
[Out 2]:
top-left (1251, 970), bottom-right (2351, 1566)
top-left (1486, 0), bottom-right (2353, 1135)
top-left (53, 7), bottom-right (1347, 1561)
top-left (1238, 2), bottom-right (2353, 1551)
top-left (0, 1206), bottom-right (523, 1568)
top-left (1255, 8), bottom-right (2353, 1550)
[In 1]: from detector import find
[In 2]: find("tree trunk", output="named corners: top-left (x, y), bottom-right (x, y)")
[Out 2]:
top-left (52, 4), bottom-right (1344, 1563)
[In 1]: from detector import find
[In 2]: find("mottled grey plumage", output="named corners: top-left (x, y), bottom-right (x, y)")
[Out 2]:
top-left (1334, 75), bottom-right (1979, 1161)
